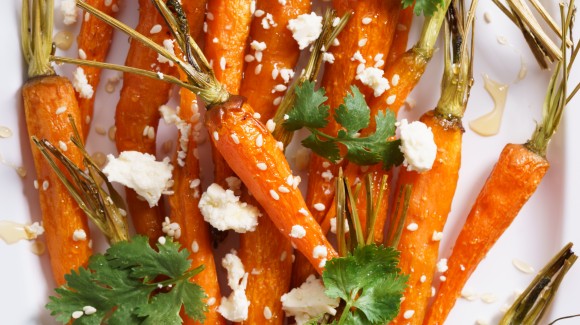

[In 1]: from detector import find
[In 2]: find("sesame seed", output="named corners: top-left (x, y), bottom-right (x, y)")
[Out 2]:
top-left (158, 236), bottom-right (167, 245)
top-left (298, 208), bottom-right (309, 216)
top-left (276, 141), bottom-right (284, 151)
top-left (55, 106), bottom-right (67, 115)
top-left (274, 84), bottom-right (287, 92)
top-left (440, 275), bottom-right (447, 282)
top-left (73, 229), bottom-right (87, 241)
top-left (280, 251), bottom-right (287, 261)
top-left (313, 203), bottom-right (325, 211)
top-left (255, 64), bottom-right (263, 75)
top-left (212, 37), bottom-right (219, 43)
top-left (219, 57), bottom-right (226, 70)
top-left (83, 306), bottom-right (97, 315)
top-left (263, 306), bottom-right (272, 320)
top-left (207, 297), bottom-right (216, 306)
top-left (392, 74), bottom-right (400, 86)
top-left (206, 12), bottom-right (214, 20)
top-left (319, 259), bottom-right (327, 268)
top-left (432, 231), bottom-right (443, 241)
top-left (266, 119), bottom-right (276, 132)
top-left (78, 49), bottom-right (87, 60)
top-left (191, 240), bottom-right (199, 253)
top-left (231, 133), bottom-right (240, 144)
top-left (257, 163), bottom-right (267, 170)
top-left (362, 17), bottom-right (372, 25)
top-left (407, 223), bottom-right (419, 231)
top-left (358, 38), bottom-right (368, 47)
top-left (255, 51), bottom-right (263, 62)
top-left (255, 9), bottom-right (265, 17)
top-left (150, 24), bottom-right (162, 34)
top-left (33, 180), bottom-right (39, 189)
top-left (273, 97), bottom-right (282, 106)
top-left (403, 310), bottom-right (415, 319)
top-left (256, 134), bottom-right (264, 147)
top-left (512, 258), bottom-right (535, 274)
top-left (278, 186), bottom-right (290, 193)
top-left (42, 180), bottom-right (49, 191)
top-left (386, 95), bottom-right (396, 105)
top-left (245, 54), bottom-right (255, 62)
top-left (420, 275), bottom-right (427, 283)
top-left (270, 189), bottom-right (280, 200)
top-left (59, 141), bottom-right (68, 152)
top-left (72, 311), bottom-right (84, 319)
top-left (253, 112), bottom-right (261, 119)
top-left (84, 12), bottom-right (90, 21)
top-left (213, 131), bottom-right (219, 141)
top-left (190, 179), bottom-right (201, 188)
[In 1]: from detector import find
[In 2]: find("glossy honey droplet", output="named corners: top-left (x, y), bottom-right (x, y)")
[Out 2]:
top-left (0, 126), bottom-right (12, 138)
top-left (54, 31), bottom-right (74, 50)
top-left (469, 74), bottom-right (509, 136)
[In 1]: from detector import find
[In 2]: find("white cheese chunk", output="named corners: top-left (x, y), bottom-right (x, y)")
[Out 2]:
top-left (281, 275), bottom-right (340, 325)
top-left (72, 67), bottom-right (94, 99)
top-left (287, 12), bottom-right (323, 50)
top-left (198, 184), bottom-right (260, 233)
top-left (60, 0), bottom-right (78, 25)
top-left (398, 119), bottom-right (437, 172)
top-left (355, 67), bottom-right (390, 97)
top-left (103, 151), bottom-right (174, 207)
top-left (218, 251), bottom-right (250, 322)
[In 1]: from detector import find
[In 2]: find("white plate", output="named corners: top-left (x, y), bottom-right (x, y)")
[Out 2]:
top-left (1, 1), bottom-right (579, 324)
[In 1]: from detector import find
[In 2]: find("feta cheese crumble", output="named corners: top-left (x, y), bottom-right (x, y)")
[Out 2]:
top-left (330, 217), bottom-right (349, 234)
top-left (218, 251), bottom-right (251, 322)
top-left (60, 0), bottom-right (78, 25)
top-left (290, 225), bottom-right (306, 238)
top-left (287, 12), bottom-right (323, 50)
top-left (198, 183), bottom-right (260, 233)
top-left (398, 119), bottom-right (437, 172)
top-left (72, 67), bottom-right (94, 99)
top-left (281, 275), bottom-right (340, 325)
top-left (103, 151), bottom-right (174, 207)
top-left (355, 67), bottom-right (390, 97)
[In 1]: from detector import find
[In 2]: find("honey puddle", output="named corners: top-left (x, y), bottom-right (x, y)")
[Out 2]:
top-left (469, 74), bottom-right (509, 136)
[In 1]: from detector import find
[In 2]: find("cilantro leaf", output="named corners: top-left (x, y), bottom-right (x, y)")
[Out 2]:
top-left (334, 86), bottom-right (370, 136)
top-left (403, 0), bottom-right (445, 17)
top-left (46, 236), bottom-right (207, 325)
top-left (284, 81), bottom-right (330, 131)
top-left (322, 245), bottom-right (408, 324)
top-left (302, 133), bottom-right (341, 163)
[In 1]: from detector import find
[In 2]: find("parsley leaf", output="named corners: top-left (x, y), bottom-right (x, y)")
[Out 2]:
top-left (402, 0), bottom-right (445, 16)
top-left (46, 236), bottom-right (207, 325)
top-left (322, 245), bottom-right (408, 324)
top-left (285, 83), bottom-right (404, 169)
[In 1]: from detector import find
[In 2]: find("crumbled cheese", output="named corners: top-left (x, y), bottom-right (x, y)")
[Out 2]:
top-left (72, 67), bottom-right (94, 99)
top-left (312, 245), bottom-right (327, 259)
top-left (218, 251), bottom-right (250, 322)
top-left (103, 151), bottom-right (174, 207)
top-left (407, 223), bottom-right (419, 231)
top-left (287, 12), bottom-right (323, 50)
top-left (322, 52), bottom-right (335, 64)
top-left (281, 275), bottom-right (340, 325)
top-left (60, 0), bottom-right (78, 25)
top-left (24, 222), bottom-right (45, 238)
top-left (290, 225), bottom-right (306, 238)
top-left (251, 40), bottom-right (267, 51)
top-left (330, 217), bottom-right (349, 234)
top-left (432, 231), bottom-right (443, 241)
top-left (159, 105), bottom-right (191, 167)
top-left (398, 119), bottom-right (437, 172)
top-left (157, 39), bottom-right (176, 66)
top-left (262, 13), bottom-right (277, 29)
top-left (437, 259), bottom-right (448, 273)
top-left (351, 50), bottom-right (366, 63)
top-left (321, 170), bottom-right (334, 182)
top-left (355, 67), bottom-right (390, 97)
top-left (198, 183), bottom-right (260, 233)
top-left (279, 68), bottom-right (295, 83)
top-left (72, 229), bottom-right (87, 241)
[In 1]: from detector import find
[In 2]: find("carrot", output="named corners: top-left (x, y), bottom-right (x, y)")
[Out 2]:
top-left (236, 1), bottom-right (310, 322)
top-left (294, 0), bottom-right (402, 287)
top-left (424, 6), bottom-right (575, 320)
top-left (205, 97), bottom-right (338, 274)
top-left (203, 0), bottom-right (253, 188)
top-left (167, 89), bottom-right (224, 325)
top-left (76, 0), bottom-right (118, 139)
top-left (21, 0), bottom-right (91, 286)
top-left (386, 5), bottom-right (414, 65)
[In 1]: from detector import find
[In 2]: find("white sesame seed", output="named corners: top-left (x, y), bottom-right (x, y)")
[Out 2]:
top-left (460, 264), bottom-right (466, 271)
top-left (403, 310), bottom-right (415, 319)
top-left (212, 37), bottom-right (219, 43)
top-left (33, 180), bottom-right (39, 189)
top-left (440, 275), bottom-right (447, 282)
top-left (274, 84), bottom-right (287, 92)
top-left (407, 223), bottom-right (419, 231)
top-left (319, 259), bottom-right (327, 268)
top-left (255, 9), bottom-right (265, 17)
top-left (253, 112), bottom-right (261, 119)
top-left (256, 134), bottom-right (264, 147)
top-left (257, 163), bottom-right (267, 170)
top-left (255, 51), bottom-right (263, 62)
top-left (512, 259), bottom-right (535, 274)
top-left (432, 231), bottom-right (443, 241)
top-left (55, 106), bottom-right (67, 115)
top-left (78, 49), bottom-right (87, 60)
top-left (313, 203), bottom-right (325, 211)
top-left (245, 54), bottom-right (255, 62)
top-left (42, 180), bottom-right (49, 191)
top-left (203, 22), bottom-right (208, 33)
top-left (83, 306), bottom-right (97, 315)
top-left (273, 97), bottom-right (282, 106)
top-left (263, 306), bottom-right (272, 320)
top-left (158, 236), bottom-right (167, 245)
top-left (392, 74), bottom-right (400, 86)
top-left (190, 179), bottom-right (201, 188)
top-left (255, 64), bottom-right (263, 75)
top-left (280, 251), bottom-right (287, 261)
top-left (481, 293), bottom-right (497, 303)
top-left (191, 240), bottom-right (199, 253)
top-left (231, 133), bottom-right (240, 144)
top-left (362, 17), bottom-right (372, 25)
top-left (207, 297), bottom-right (216, 306)
top-left (266, 119), bottom-right (276, 132)
top-left (150, 24), bottom-right (162, 34)
top-left (207, 12), bottom-right (214, 20)
top-left (298, 208), bottom-right (309, 216)
top-left (358, 38), bottom-right (368, 47)
top-left (276, 141), bottom-right (284, 151)
top-left (270, 189), bottom-right (280, 200)
top-left (59, 141), bottom-right (68, 152)
top-left (437, 259), bottom-right (448, 273)
top-left (219, 57), bottom-right (226, 70)
top-left (84, 12), bottom-right (90, 21)
top-left (386, 95), bottom-right (396, 105)
top-left (278, 186), bottom-right (290, 193)
top-left (420, 275), bottom-right (427, 283)
top-left (72, 311), bottom-right (84, 319)
top-left (213, 131), bottom-right (219, 141)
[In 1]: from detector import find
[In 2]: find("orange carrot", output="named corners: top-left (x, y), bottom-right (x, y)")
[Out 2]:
top-left (387, 5), bottom-right (414, 65)
top-left (236, 1), bottom-right (310, 322)
top-left (424, 143), bottom-right (549, 324)
top-left (203, 0), bottom-right (253, 188)
top-left (76, 0), bottom-right (118, 139)
top-left (205, 97), bottom-right (338, 275)
top-left (168, 89), bottom-right (225, 325)
top-left (21, 0), bottom-right (91, 286)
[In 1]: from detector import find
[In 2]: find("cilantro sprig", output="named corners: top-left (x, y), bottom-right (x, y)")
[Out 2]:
top-left (323, 245), bottom-right (408, 324)
top-left (284, 81), bottom-right (403, 169)
top-left (46, 236), bottom-right (207, 324)
top-left (403, 0), bottom-right (446, 17)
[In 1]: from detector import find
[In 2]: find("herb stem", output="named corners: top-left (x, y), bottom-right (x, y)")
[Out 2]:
top-left (416, 0), bottom-right (452, 57)
top-left (153, 265), bottom-right (205, 287)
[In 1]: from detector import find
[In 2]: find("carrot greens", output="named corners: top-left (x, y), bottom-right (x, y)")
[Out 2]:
top-left (46, 236), bottom-right (207, 325)
top-left (284, 82), bottom-right (404, 168)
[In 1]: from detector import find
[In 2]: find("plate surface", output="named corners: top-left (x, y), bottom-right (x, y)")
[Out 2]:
top-left (1, 0), bottom-right (579, 324)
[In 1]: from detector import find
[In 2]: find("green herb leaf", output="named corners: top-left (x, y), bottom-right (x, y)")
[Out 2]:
top-left (403, 0), bottom-right (445, 16)
top-left (284, 80), bottom-right (330, 131)
top-left (285, 83), bottom-right (404, 168)
top-left (46, 236), bottom-right (207, 325)
top-left (322, 245), bottom-right (407, 324)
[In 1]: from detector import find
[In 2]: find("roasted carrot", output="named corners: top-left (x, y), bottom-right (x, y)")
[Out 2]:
top-left (236, 1), bottom-right (310, 322)
top-left (21, 0), bottom-right (91, 286)
top-left (113, 0), bottom-right (175, 240)
top-left (387, 5), bottom-right (414, 65)
top-left (294, 0), bottom-right (401, 287)
top-left (424, 6), bottom-right (575, 321)
top-left (167, 89), bottom-right (224, 325)
top-left (76, 0), bottom-right (118, 139)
